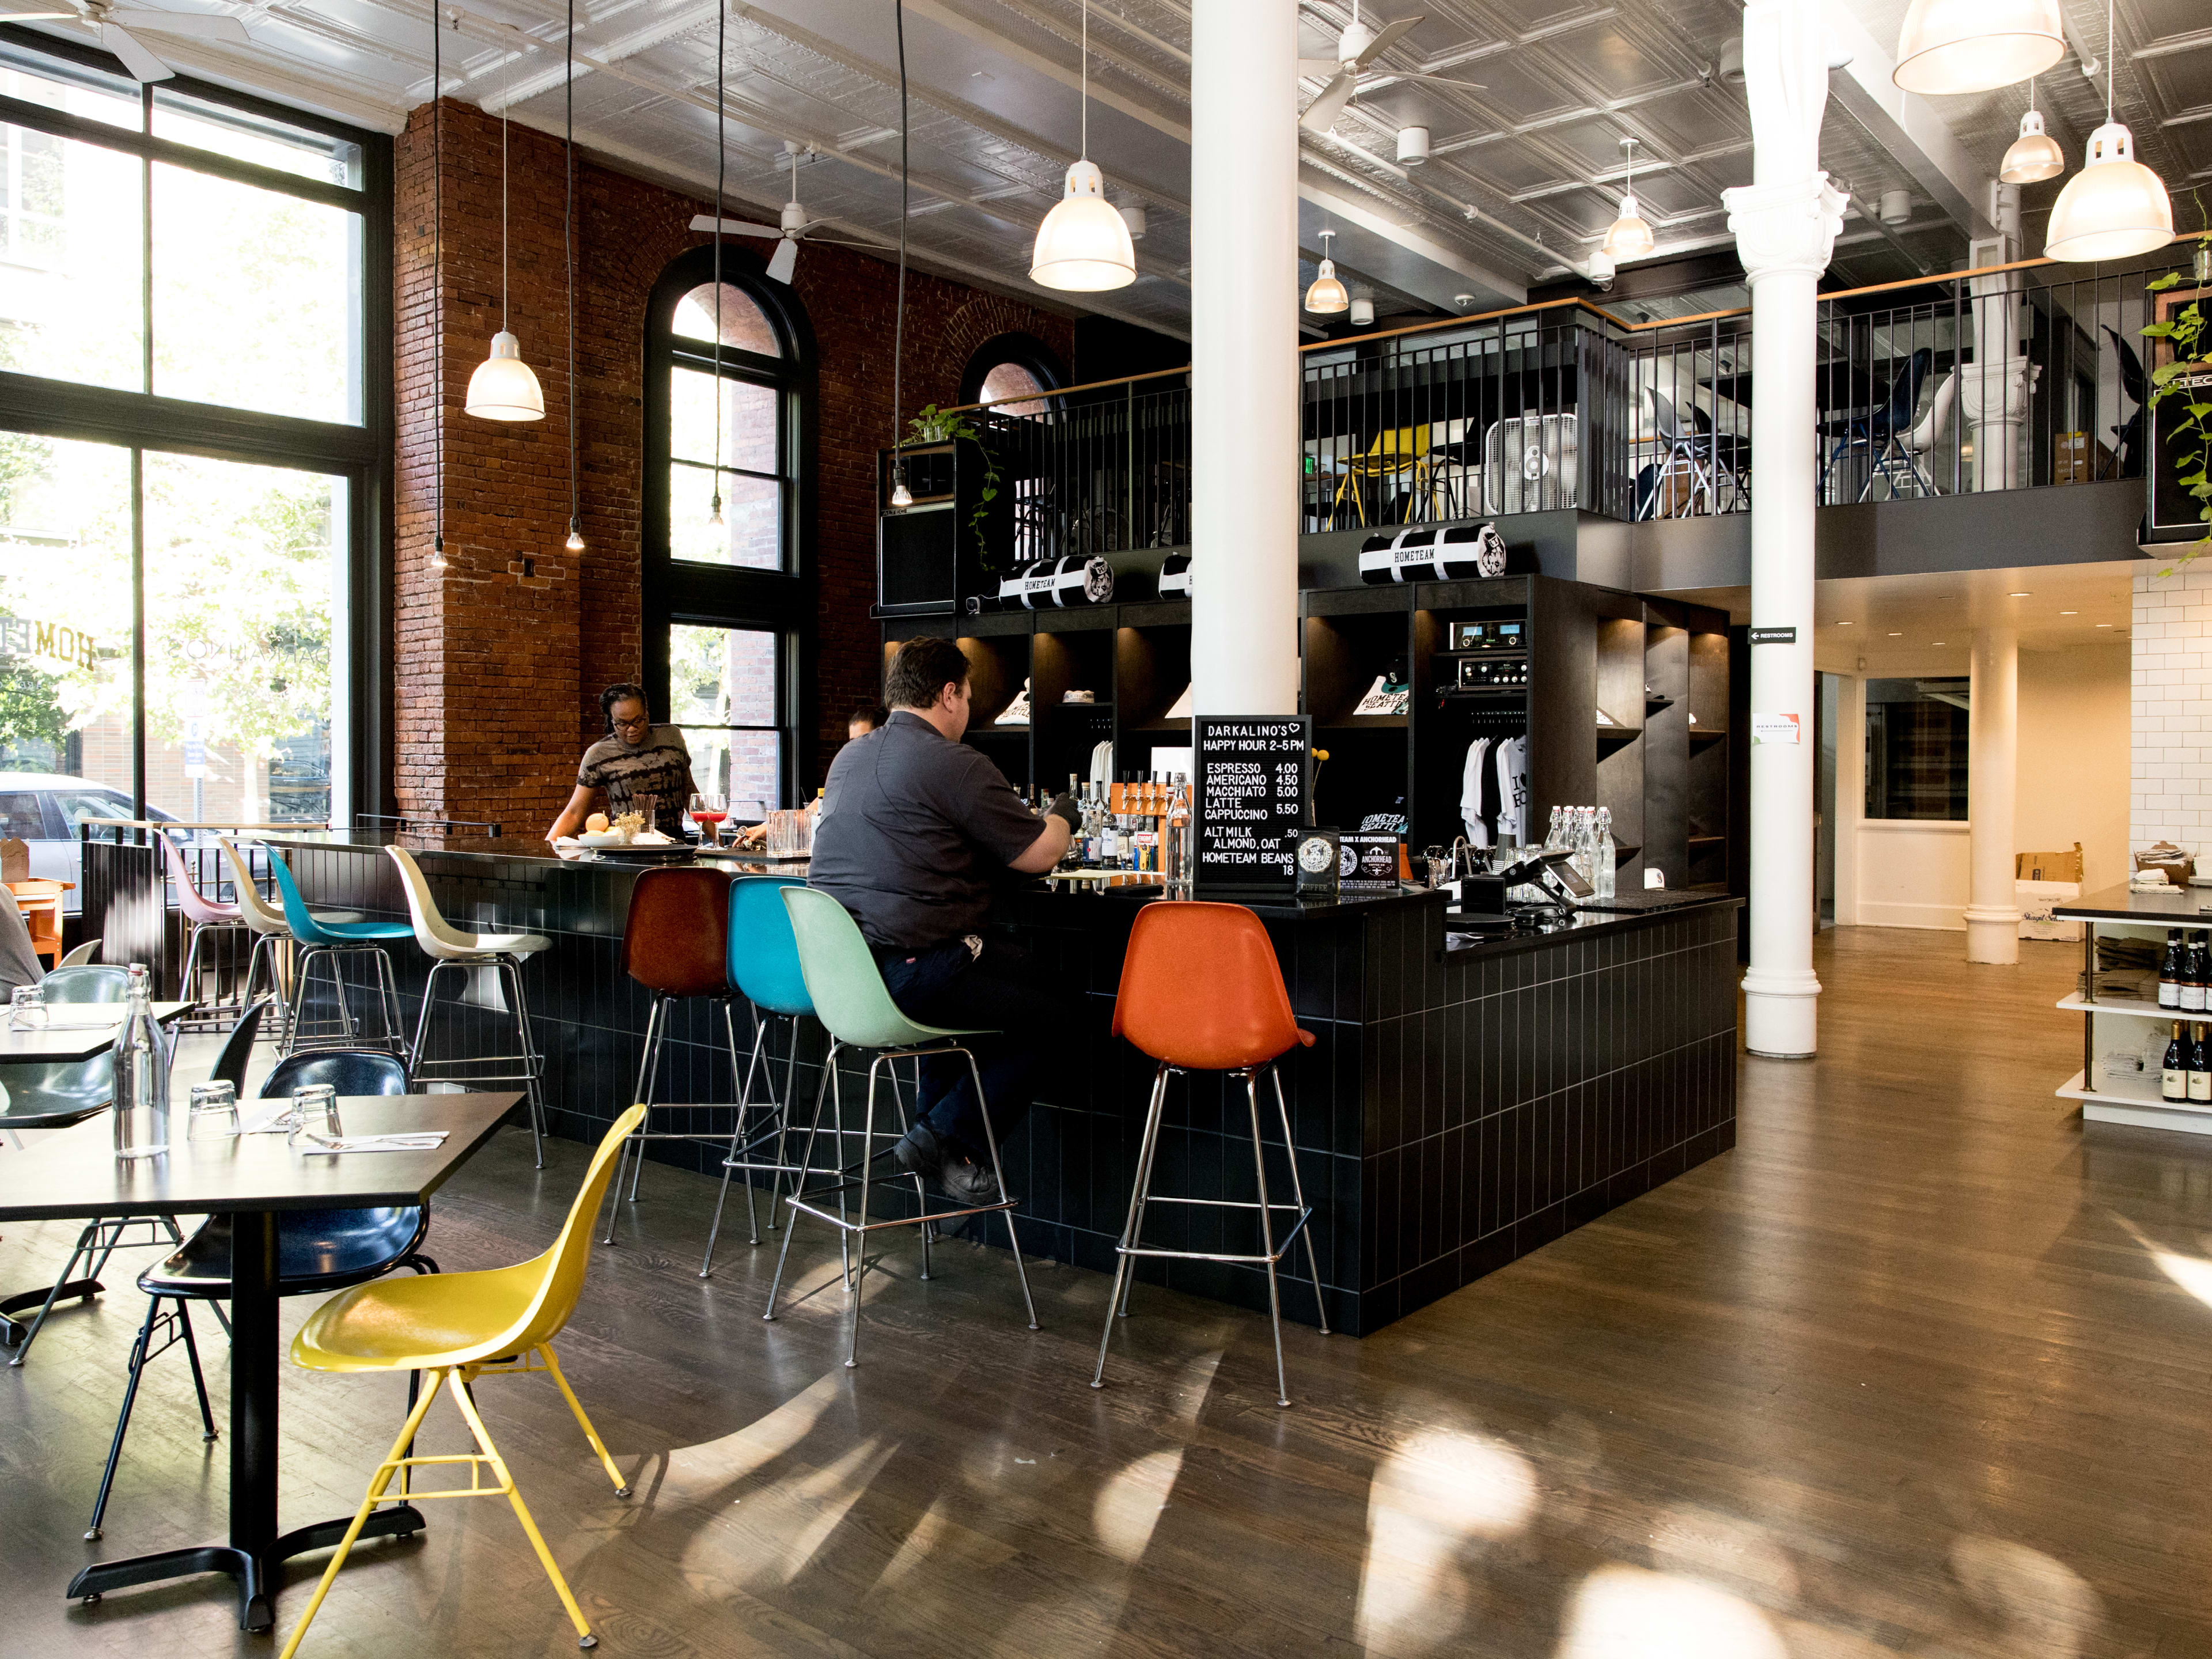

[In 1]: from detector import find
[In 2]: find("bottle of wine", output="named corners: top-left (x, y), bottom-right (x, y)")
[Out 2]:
top-left (2166, 1020), bottom-right (2190, 1102)
top-left (2191, 1022), bottom-right (2211, 1104)
top-left (2162, 929), bottom-right (2184, 1008)
top-left (2187, 934), bottom-right (2209, 1015)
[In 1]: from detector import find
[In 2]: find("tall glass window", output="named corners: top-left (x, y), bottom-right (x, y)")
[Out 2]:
top-left (0, 31), bottom-right (382, 840)
top-left (669, 623), bottom-right (786, 816)
top-left (1865, 678), bottom-right (1969, 821)
top-left (666, 281), bottom-right (796, 572)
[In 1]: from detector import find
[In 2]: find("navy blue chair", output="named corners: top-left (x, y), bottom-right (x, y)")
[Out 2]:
top-left (0, 967), bottom-right (181, 1366)
top-left (1821, 347), bottom-right (1931, 501)
top-left (2104, 325), bottom-right (2145, 479)
top-left (84, 1048), bottom-right (434, 1540)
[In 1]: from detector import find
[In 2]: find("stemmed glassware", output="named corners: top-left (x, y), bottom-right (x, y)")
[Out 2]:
top-left (688, 791), bottom-right (728, 847)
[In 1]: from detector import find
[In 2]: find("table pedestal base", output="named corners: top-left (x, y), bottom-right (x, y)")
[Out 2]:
top-left (67, 1503), bottom-right (427, 1631)
top-left (0, 1277), bottom-right (103, 1350)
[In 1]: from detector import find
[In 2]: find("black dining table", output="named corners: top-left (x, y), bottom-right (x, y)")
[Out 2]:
top-left (0, 1092), bottom-right (517, 1631)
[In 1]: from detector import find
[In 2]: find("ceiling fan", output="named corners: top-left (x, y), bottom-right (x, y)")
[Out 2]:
top-left (1300, 4), bottom-right (1484, 134)
top-left (0, 0), bottom-right (251, 83)
top-left (689, 140), bottom-right (884, 284)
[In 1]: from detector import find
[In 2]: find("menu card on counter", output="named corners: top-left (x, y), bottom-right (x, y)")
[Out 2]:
top-left (1193, 714), bottom-right (1309, 892)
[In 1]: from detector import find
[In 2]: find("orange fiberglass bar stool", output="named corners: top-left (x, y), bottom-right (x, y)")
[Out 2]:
top-left (1093, 900), bottom-right (1330, 1408)
top-left (600, 865), bottom-right (746, 1247)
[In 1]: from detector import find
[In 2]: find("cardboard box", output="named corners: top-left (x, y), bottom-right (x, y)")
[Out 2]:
top-left (2018, 878), bottom-right (2083, 942)
top-left (2017, 843), bottom-right (2085, 883)
top-left (2054, 431), bottom-right (2115, 485)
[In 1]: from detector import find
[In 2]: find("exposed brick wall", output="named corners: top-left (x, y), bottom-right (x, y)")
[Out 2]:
top-left (393, 99), bottom-right (1074, 832)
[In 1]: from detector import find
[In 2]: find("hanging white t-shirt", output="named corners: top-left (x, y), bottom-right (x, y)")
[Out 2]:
top-left (1461, 736), bottom-right (1494, 846)
top-left (1496, 735), bottom-right (1528, 844)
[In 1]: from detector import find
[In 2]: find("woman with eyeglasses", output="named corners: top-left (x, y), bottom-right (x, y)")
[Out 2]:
top-left (547, 682), bottom-right (700, 844)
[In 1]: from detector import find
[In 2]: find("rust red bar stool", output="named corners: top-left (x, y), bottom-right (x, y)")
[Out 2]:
top-left (1092, 900), bottom-right (1330, 1407)
top-left (600, 865), bottom-right (746, 1245)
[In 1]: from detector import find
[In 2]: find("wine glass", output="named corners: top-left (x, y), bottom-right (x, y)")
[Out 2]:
top-left (689, 791), bottom-right (728, 846)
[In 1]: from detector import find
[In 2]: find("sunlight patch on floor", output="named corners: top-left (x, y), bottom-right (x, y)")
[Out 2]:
top-left (1555, 1566), bottom-right (1787, 1659)
top-left (1354, 1427), bottom-right (1538, 1652)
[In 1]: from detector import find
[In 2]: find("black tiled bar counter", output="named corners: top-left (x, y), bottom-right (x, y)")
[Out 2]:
top-left (139, 835), bottom-right (1740, 1336)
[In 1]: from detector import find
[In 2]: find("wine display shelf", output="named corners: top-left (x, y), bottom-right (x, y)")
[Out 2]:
top-left (2054, 993), bottom-right (2194, 1020)
top-left (2055, 1069), bottom-right (2212, 1137)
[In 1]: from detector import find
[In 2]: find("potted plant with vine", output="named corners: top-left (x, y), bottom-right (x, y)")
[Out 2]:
top-left (2145, 231), bottom-right (2212, 566)
top-left (906, 403), bottom-right (1006, 576)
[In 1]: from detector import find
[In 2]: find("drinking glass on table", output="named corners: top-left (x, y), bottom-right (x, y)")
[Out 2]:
top-left (286, 1084), bottom-right (342, 1149)
top-left (688, 792), bottom-right (728, 846)
top-left (9, 985), bottom-right (46, 1030)
top-left (188, 1081), bottom-right (238, 1141)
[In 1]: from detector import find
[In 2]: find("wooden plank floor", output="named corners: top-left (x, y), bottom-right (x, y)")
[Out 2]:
top-left (4, 926), bottom-right (2209, 1657)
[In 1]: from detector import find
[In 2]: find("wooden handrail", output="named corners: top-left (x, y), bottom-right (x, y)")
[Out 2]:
top-left (937, 251), bottom-right (2145, 417)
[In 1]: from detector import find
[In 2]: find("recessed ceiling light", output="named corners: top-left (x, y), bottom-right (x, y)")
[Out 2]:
top-left (2060, 609), bottom-right (2078, 615)
top-left (1888, 631), bottom-right (1902, 636)
top-left (1837, 620), bottom-right (1855, 626)
top-left (2096, 622), bottom-right (2112, 627)
top-left (1932, 641), bottom-right (1946, 646)
top-left (2008, 591), bottom-right (2032, 597)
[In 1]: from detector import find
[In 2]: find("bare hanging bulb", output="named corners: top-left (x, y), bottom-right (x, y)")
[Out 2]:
top-left (565, 518), bottom-right (585, 552)
top-left (430, 535), bottom-right (448, 572)
top-left (708, 491), bottom-right (725, 529)
top-left (889, 472), bottom-right (914, 510)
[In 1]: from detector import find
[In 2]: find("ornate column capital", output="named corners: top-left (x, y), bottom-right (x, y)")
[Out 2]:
top-left (1956, 355), bottom-right (2040, 427)
top-left (1722, 173), bottom-right (1849, 286)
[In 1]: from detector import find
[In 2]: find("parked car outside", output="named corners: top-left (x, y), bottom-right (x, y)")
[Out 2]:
top-left (0, 773), bottom-right (180, 912)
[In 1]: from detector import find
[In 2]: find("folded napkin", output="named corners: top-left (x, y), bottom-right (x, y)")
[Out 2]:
top-left (297, 1131), bottom-right (449, 1155)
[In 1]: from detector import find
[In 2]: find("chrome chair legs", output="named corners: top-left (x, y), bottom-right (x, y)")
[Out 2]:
top-left (700, 1009), bottom-right (808, 1277)
top-left (1092, 1060), bottom-right (1328, 1408)
top-left (407, 954), bottom-right (548, 1168)
top-left (282, 944), bottom-right (407, 1059)
top-left (763, 1039), bottom-right (1037, 1369)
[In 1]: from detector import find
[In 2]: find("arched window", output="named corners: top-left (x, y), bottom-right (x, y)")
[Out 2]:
top-left (960, 332), bottom-right (1066, 416)
top-left (662, 275), bottom-right (800, 570)
top-left (643, 248), bottom-right (815, 810)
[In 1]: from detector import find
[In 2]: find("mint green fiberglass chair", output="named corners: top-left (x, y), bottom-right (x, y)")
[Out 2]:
top-left (763, 887), bottom-right (1038, 1366)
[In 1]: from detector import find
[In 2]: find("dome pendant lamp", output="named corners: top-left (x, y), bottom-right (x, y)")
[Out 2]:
top-left (1892, 0), bottom-right (2064, 96)
top-left (1030, 0), bottom-right (1135, 291)
top-left (562, 0), bottom-right (585, 552)
top-left (1601, 137), bottom-right (1655, 263)
top-left (1999, 79), bottom-right (2065, 184)
top-left (2046, 0), bottom-right (2172, 262)
top-left (465, 100), bottom-right (546, 421)
top-left (1305, 230), bottom-right (1349, 314)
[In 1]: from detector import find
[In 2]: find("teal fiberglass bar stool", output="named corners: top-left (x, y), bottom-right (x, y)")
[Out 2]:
top-left (260, 844), bottom-right (413, 1057)
top-left (763, 886), bottom-right (1037, 1368)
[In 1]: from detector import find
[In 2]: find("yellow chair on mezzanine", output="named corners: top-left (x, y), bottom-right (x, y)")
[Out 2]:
top-left (275, 1104), bottom-right (648, 1657)
top-left (1330, 423), bottom-right (1440, 527)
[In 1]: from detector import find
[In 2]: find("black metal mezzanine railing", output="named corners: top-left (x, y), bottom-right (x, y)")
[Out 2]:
top-left (938, 248), bottom-right (2199, 552)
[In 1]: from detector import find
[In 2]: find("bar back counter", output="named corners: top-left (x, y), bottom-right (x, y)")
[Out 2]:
top-left (94, 834), bottom-right (1740, 1336)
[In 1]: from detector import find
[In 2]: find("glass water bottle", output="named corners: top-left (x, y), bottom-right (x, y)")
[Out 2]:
top-left (113, 963), bottom-right (173, 1160)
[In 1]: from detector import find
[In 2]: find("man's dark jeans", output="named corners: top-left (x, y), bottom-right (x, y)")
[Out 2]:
top-left (874, 934), bottom-right (1067, 1162)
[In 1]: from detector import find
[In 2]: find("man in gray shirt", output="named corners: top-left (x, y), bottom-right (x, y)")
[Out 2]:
top-left (810, 636), bottom-right (1079, 1205)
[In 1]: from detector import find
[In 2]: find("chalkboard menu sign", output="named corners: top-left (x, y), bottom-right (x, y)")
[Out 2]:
top-left (1192, 714), bottom-right (1310, 892)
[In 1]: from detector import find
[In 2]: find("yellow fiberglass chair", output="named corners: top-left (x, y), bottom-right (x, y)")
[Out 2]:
top-left (275, 1104), bottom-right (647, 1657)
top-left (1330, 425), bottom-right (1437, 527)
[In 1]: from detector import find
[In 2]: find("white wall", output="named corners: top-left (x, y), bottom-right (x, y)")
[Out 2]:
top-left (1830, 639), bottom-right (2130, 929)
top-left (2132, 569), bottom-right (2212, 858)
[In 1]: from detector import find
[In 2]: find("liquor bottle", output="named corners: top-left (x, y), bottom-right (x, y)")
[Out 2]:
top-left (1593, 808), bottom-right (1617, 900)
top-left (114, 963), bottom-right (173, 1158)
top-left (2191, 1022), bottom-right (2211, 1103)
top-left (2166, 1021), bottom-right (2191, 1102)
top-left (1164, 776), bottom-right (1192, 892)
top-left (2162, 930), bottom-right (2184, 1008)
top-left (2187, 934), bottom-right (2209, 1015)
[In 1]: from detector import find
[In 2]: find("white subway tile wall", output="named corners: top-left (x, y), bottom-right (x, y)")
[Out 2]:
top-left (2132, 570), bottom-right (2212, 850)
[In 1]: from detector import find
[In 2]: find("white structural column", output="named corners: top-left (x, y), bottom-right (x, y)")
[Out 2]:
top-left (1965, 626), bottom-right (2021, 963)
top-left (1187, 0), bottom-right (1301, 716)
top-left (1962, 182), bottom-right (2037, 495)
top-left (1723, 0), bottom-right (1846, 1059)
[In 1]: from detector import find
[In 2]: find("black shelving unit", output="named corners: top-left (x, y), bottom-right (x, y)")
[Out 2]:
top-left (880, 577), bottom-right (1731, 882)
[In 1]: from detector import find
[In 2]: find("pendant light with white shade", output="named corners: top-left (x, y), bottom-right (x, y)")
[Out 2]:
top-left (1304, 230), bottom-right (1348, 315)
top-left (1891, 0), bottom-right (2064, 96)
top-left (1999, 78), bottom-right (2065, 184)
top-left (430, 9), bottom-right (447, 571)
top-left (2045, 0), bottom-right (2172, 262)
top-left (465, 97), bottom-right (546, 421)
top-left (563, 0), bottom-right (584, 552)
top-left (1029, 0), bottom-right (1135, 291)
top-left (707, 0), bottom-right (726, 531)
top-left (1601, 137), bottom-right (1655, 264)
